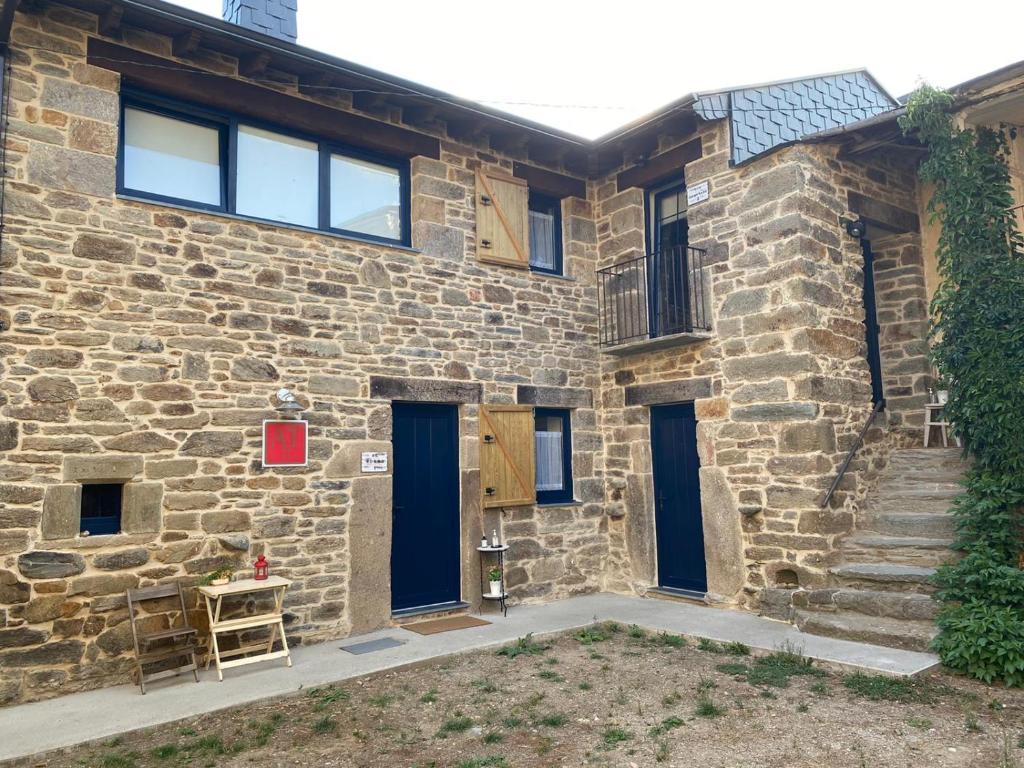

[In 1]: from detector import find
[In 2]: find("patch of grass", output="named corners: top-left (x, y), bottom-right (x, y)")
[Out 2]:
top-left (697, 638), bottom-right (723, 653)
top-left (696, 675), bottom-right (717, 693)
top-left (100, 755), bottom-right (137, 768)
top-left (151, 744), bottom-right (178, 760)
top-left (907, 717), bottom-right (933, 730)
top-left (482, 731), bottom-right (504, 744)
top-left (313, 716), bottom-right (338, 734)
top-left (809, 681), bottom-right (830, 696)
top-left (104, 738), bottom-right (124, 748)
top-left (538, 669), bottom-right (565, 683)
top-left (742, 647), bottom-right (826, 688)
top-left (965, 713), bottom-right (984, 733)
top-left (576, 625), bottom-right (610, 645)
top-left (368, 694), bottom-right (394, 708)
top-left (656, 632), bottom-right (687, 648)
top-left (578, 681), bottom-right (592, 691)
top-left (655, 739), bottom-right (671, 763)
top-left (436, 715), bottom-right (474, 738)
top-left (797, 702), bottom-right (810, 713)
top-left (308, 685), bottom-right (350, 711)
top-left (191, 736), bottom-right (229, 756)
top-left (457, 757), bottom-right (508, 768)
top-left (661, 691), bottom-right (682, 707)
top-left (501, 716), bottom-right (523, 729)
top-left (760, 690), bottom-right (777, 699)
top-left (601, 727), bottom-right (632, 748)
top-left (526, 691), bottom-right (546, 708)
top-left (627, 624), bottom-right (646, 639)
top-left (472, 678), bottom-right (499, 693)
top-left (716, 662), bottom-right (749, 677)
top-left (536, 736), bottom-right (555, 756)
top-left (497, 633), bottom-right (548, 659)
top-left (420, 688), bottom-right (438, 704)
top-left (695, 694), bottom-right (725, 718)
top-left (724, 641), bottom-right (751, 656)
top-left (842, 673), bottom-right (949, 704)
top-left (648, 716), bottom-right (685, 738)
top-left (539, 712), bottom-right (568, 727)
top-left (179, 728), bottom-right (197, 737)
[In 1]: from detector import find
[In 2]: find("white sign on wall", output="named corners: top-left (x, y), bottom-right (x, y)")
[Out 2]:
top-left (686, 181), bottom-right (710, 206)
top-left (361, 452), bottom-right (388, 473)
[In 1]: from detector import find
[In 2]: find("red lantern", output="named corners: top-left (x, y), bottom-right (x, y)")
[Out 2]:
top-left (253, 554), bottom-right (269, 581)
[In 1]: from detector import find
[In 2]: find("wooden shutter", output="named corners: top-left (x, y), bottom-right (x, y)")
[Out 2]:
top-left (476, 171), bottom-right (530, 268)
top-left (480, 405), bottom-right (536, 508)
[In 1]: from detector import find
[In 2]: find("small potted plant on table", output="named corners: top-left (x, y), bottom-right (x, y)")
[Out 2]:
top-left (200, 568), bottom-right (233, 587)
top-left (487, 566), bottom-right (503, 597)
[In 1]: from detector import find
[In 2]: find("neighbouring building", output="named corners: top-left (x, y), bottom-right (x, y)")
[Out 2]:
top-left (0, 0), bottom-right (1000, 705)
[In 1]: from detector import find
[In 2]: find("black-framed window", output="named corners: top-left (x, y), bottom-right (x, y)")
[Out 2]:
top-left (534, 408), bottom-right (573, 504)
top-left (117, 91), bottom-right (410, 246)
top-left (80, 483), bottom-right (123, 536)
top-left (528, 192), bottom-right (563, 275)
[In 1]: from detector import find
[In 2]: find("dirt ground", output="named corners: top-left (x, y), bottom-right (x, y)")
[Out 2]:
top-left (13, 623), bottom-right (1024, 768)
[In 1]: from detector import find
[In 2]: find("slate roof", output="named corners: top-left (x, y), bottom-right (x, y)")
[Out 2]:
top-left (694, 70), bottom-right (898, 164)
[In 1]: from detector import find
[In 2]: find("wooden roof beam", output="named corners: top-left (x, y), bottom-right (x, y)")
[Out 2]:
top-left (98, 3), bottom-right (124, 36)
top-left (238, 51), bottom-right (272, 79)
top-left (172, 29), bottom-right (202, 58)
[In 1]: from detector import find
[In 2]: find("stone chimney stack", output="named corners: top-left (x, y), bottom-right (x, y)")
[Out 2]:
top-left (222, 0), bottom-right (298, 44)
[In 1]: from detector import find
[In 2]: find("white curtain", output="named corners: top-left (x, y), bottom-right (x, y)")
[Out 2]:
top-left (529, 210), bottom-right (556, 271)
top-left (535, 430), bottom-right (563, 491)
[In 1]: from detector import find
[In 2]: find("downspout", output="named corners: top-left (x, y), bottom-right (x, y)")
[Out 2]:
top-left (0, 0), bottom-right (19, 333)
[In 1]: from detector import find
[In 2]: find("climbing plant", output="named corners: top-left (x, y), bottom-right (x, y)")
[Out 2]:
top-left (900, 86), bottom-right (1024, 685)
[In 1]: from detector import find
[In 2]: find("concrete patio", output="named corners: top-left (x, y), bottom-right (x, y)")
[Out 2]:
top-left (0, 593), bottom-right (939, 763)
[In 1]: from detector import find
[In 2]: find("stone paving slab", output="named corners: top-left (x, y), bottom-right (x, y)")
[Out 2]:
top-left (0, 593), bottom-right (938, 763)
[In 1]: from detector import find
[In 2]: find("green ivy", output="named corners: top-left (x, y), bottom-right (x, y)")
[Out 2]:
top-left (900, 86), bottom-right (1024, 686)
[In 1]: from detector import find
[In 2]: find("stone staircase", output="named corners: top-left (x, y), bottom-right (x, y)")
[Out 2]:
top-left (794, 448), bottom-right (966, 652)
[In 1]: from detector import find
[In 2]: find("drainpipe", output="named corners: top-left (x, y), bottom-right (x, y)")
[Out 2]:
top-left (0, 0), bottom-right (18, 333)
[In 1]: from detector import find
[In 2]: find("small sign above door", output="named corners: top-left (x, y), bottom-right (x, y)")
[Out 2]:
top-left (361, 451), bottom-right (388, 473)
top-left (686, 181), bottom-right (710, 206)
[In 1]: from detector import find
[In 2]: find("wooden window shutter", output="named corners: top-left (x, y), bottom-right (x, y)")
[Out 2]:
top-left (476, 171), bottom-right (530, 268)
top-left (479, 405), bottom-right (536, 508)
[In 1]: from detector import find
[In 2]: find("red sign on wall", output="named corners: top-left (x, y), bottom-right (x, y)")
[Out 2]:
top-left (262, 420), bottom-right (308, 467)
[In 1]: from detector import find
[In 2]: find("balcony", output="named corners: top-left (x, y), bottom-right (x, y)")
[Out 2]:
top-left (597, 245), bottom-right (713, 355)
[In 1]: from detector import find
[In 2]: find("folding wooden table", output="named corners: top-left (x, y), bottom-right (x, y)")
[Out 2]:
top-left (197, 576), bottom-right (292, 681)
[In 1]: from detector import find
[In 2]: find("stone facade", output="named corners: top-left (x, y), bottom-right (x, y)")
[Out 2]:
top-left (0, 1), bottom-right (933, 705)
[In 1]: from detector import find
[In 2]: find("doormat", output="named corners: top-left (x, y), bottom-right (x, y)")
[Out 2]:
top-left (402, 615), bottom-right (491, 635)
top-left (339, 637), bottom-right (406, 655)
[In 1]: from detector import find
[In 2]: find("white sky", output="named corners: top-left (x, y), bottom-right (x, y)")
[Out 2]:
top-left (171, 0), bottom-right (1024, 139)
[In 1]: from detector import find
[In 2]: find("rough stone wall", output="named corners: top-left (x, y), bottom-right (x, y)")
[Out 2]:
top-left (596, 123), bottom-right (925, 604)
top-left (0, 3), bottom-right (606, 705)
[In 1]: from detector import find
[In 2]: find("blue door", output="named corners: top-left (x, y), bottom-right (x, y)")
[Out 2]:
top-left (391, 403), bottom-right (461, 612)
top-left (861, 239), bottom-right (885, 407)
top-left (651, 403), bottom-right (707, 593)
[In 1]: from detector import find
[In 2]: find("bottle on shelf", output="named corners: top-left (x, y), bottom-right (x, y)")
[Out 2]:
top-left (491, 528), bottom-right (500, 548)
top-left (480, 535), bottom-right (489, 549)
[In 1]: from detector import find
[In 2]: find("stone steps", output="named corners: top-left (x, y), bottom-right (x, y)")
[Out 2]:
top-left (795, 609), bottom-right (937, 652)
top-left (793, 447), bottom-right (963, 652)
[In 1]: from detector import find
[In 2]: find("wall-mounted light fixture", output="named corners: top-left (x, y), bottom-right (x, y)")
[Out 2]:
top-left (274, 387), bottom-right (304, 419)
top-left (842, 217), bottom-right (867, 239)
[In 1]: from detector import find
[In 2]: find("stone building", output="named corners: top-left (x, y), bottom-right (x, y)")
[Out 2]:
top-left (0, 0), bottom-right (953, 705)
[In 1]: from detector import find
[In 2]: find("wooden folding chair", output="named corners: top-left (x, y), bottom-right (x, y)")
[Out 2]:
top-left (127, 582), bottom-right (200, 694)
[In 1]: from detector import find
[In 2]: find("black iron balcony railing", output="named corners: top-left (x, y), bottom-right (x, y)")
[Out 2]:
top-left (597, 245), bottom-right (711, 348)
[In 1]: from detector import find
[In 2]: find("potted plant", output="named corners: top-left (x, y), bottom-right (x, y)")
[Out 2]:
top-left (935, 376), bottom-right (949, 404)
top-left (487, 566), bottom-right (503, 597)
top-left (200, 567), bottom-right (233, 587)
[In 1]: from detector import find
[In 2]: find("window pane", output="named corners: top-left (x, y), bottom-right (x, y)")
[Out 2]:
top-left (236, 125), bottom-right (319, 227)
top-left (330, 155), bottom-right (402, 239)
top-left (123, 108), bottom-right (221, 206)
top-left (529, 209), bottom-right (556, 271)
top-left (535, 414), bottom-right (565, 492)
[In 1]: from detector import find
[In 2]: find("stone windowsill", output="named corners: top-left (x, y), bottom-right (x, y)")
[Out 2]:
top-left (601, 330), bottom-right (714, 357)
top-left (536, 500), bottom-right (584, 508)
top-left (39, 532), bottom-right (159, 550)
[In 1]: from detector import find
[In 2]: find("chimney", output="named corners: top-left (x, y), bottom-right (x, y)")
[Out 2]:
top-left (222, 0), bottom-right (298, 44)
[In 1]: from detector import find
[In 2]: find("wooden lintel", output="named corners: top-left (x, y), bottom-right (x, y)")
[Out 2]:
top-left (352, 91), bottom-right (390, 112)
top-left (98, 4), bottom-right (124, 36)
top-left (446, 118), bottom-right (485, 142)
top-left (847, 190), bottom-right (920, 234)
top-left (296, 71), bottom-right (333, 96)
top-left (238, 51), bottom-right (271, 79)
top-left (512, 162), bottom-right (586, 199)
top-left (88, 38), bottom-right (440, 160)
top-left (528, 141), bottom-right (567, 166)
top-left (616, 137), bottom-right (702, 191)
top-left (402, 103), bottom-right (440, 126)
top-left (489, 131), bottom-right (529, 154)
top-left (171, 29), bottom-right (202, 58)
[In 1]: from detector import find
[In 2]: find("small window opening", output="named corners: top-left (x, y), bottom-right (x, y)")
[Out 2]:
top-left (774, 568), bottom-right (800, 588)
top-left (80, 483), bottom-right (123, 536)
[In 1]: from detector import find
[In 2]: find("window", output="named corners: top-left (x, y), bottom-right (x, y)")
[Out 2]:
top-left (122, 106), bottom-right (224, 208)
top-left (236, 125), bottom-right (319, 227)
top-left (80, 483), bottom-right (123, 536)
top-left (528, 192), bottom-right (563, 274)
top-left (534, 408), bottom-right (573, 504)
top-left (118, 92), bottom-right (410, 245)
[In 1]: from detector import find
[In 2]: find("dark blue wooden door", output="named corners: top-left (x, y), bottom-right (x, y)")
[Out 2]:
top-left (391, 403), bottom-right (461, 612)
top-left (861, 239), bottom-right (885, 406)
top-left (651, 403), bottom-right (707, 593)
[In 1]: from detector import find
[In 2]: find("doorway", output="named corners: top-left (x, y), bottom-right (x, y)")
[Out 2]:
top-left (390, 403), bottom-right (461, 613)
top-left (647, 181), bottom-right (692, 337)
top-left (861, 239), bottom-right (885, 406)
top-left (650, 402), bottom-right (707, 594)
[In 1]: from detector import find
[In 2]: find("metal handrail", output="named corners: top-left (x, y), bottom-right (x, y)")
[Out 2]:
top-left (820, 400), bottom-right (885, 508)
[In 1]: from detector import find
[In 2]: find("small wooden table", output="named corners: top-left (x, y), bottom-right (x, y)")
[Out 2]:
top-left (197, 576), bottom-right (292, 681)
